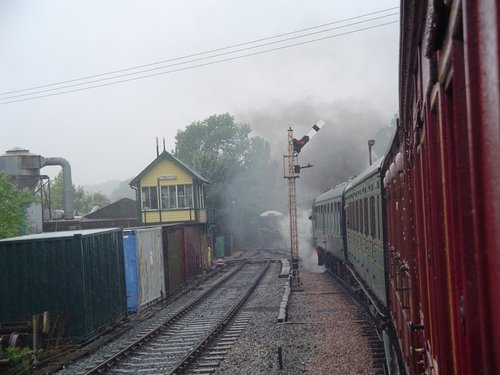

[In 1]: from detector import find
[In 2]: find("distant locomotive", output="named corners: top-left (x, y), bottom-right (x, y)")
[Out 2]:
top-left (259, 210), bottom-right (286, 249)
top-left (312, 1), bottom-right (500, 374)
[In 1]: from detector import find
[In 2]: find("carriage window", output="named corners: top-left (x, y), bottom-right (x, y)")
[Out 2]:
top-left (370, 196), bottom-right (376, 238)
top-left (330, 203), bottom-right (334, 232)
top-left (358, 199), bottom-right (362, 233)
top-left (357, 199), bottom-right (360, 233)
top-left (357, 199), bottom-right (363, 233)
top-left (354, 200), bottom-right (358, 231)
top-left (376, 195), bottom-right (380, 239)
top-left (364, 197), bottom-right (369, 236)
top-left (352, 201), bottom-right (356, 231)
top-left (334, 202), bottom-right (338, 234)
top-left (348, 202), bottom-right (352, 230)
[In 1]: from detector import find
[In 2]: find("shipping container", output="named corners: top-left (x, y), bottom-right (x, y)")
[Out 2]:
top-left (0, 228), bottom-right (127, 341)
top-left (123, 227), bottom-right (166, 312)
top-left (164, 225), bottom-right (185, 293)
top-left (123, 231), bottom-right (139, 312)
top-left (185, 225), bottom-right (211, 271)
top-left (183, 226), bottom-right (199, 280)
top-left (135, 227), bottom-right (165, 308)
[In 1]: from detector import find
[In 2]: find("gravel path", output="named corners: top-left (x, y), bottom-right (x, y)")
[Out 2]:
top-left (215, 264), bottom-right (377, 374)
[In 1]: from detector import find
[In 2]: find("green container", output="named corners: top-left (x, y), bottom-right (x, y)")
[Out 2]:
top-left (215, 236), bottom-right (225, 258)
top-left (0, 228), bottom-right (127, 341)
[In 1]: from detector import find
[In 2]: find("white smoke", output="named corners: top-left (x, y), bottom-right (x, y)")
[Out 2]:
top-left (278, 207), bottom-right (325, 273)
top-left (297, 209), bottom-right (325, 273)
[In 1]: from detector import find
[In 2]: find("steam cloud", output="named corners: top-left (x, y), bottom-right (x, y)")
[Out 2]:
top-left (238, 99), bottom-right (391, 206)
top-left (230, 99), bottom-right (393, 258)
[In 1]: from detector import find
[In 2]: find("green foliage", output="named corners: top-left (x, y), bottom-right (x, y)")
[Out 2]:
top-left (3, 346), bottom-right (32, 373)
top-left (174, 113), bottom-right (252, 183)
top-left (0, 172), bottom-right (33, 239)
top-left (174, 113), bottom-right (284, 247)
top-left (49, 171), bottom-right (65, 210)
top-left (49, 171), bottom-right (111, 215)
top-left (74, 186), bottom-right (110, 215)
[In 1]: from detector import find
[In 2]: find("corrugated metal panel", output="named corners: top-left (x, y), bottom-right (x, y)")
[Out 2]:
top-left (165, 226), bottom-right (184, 292)
top-left (0, 228), bottom-right (126, 341)
top-left (183, 226), bottom-right (200, 280)
top-left (199, 227), bottom-right (209, 269)
top-left (135, 227), bottom-right (165, 308)
top-left (0, 228), bottom-right (114, 241)
top-left (123, 232), bottom-right (139, 312)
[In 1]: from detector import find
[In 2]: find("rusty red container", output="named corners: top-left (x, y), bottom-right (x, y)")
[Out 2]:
top-left (162, 225), bottom-right (185, 294)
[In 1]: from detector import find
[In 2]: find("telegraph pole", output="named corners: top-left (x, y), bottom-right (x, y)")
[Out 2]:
top-left (284, 120), bottom-right (325, 289)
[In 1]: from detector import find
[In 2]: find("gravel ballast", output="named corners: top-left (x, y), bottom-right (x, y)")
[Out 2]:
top-left (55, 261), bottom-right (379, 375)
top-left (215, 264), bottom-right (377, 374)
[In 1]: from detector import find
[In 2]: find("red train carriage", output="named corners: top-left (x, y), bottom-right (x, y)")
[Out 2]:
top-left (387, 0), bottom-right (500, 374)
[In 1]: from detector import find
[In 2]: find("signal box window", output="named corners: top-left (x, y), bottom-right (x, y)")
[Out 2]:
top-left (161, 186), bottom-right (177, 209)
top-left (160, 184), bottom-right (194, 210)
top-left (178, 184), bottom-right (193, 208)
top-left (142, 186), bottom-right (158, 210)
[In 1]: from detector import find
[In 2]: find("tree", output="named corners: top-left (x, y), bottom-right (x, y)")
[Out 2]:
top-left (49, 172), bottom-right (110, 215)
top-left (174, 113), bottom-right (285, 248)
top-left (49, 171), bottom-right (65, 210)
top-left (174, 113), bottom-right (252, 183)
top-left (74, 186), bottom-right (110, 215)
top-left (0, 172), bottom-right (33, 238)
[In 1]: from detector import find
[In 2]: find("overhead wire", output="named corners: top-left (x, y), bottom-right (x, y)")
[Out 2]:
top-left (0, 12), bottom-right (399, 102)
top-left (0, 9), bottom-right (399, 105)
top-left (0, 6), bottom-right (399, 97)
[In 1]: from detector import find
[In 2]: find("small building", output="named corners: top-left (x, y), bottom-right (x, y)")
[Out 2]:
top-left (130, 150), bottom-right (208, 225)
top-left (43, 198), bottom-right (138, 232)
top-left (84, 197), bottom-right (137, 221)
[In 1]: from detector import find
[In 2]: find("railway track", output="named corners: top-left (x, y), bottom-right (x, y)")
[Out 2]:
top-left (225, 247), bottom-right (289, 264)
top-left (83, 260), bottom-right (269, 374)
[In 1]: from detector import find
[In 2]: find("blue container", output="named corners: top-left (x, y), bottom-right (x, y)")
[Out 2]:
top-left (123, 231), bottom-right (139, 312)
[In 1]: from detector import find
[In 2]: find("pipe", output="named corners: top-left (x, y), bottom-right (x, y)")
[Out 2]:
top-left (43, 157), bottom-right (74, 220)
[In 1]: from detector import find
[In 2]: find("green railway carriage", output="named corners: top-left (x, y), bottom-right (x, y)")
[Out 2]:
top-left (313, 182), bottom-right (348, 266)
top-left (344, 158), bottom-right (386, 305)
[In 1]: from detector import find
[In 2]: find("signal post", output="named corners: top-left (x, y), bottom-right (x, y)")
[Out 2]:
top-left (284, 120), bottom-right (324, 290)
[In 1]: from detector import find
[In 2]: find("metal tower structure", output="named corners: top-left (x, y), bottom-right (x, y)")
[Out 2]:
top-left (284, 120), bottom-right (325, 289)
top-left (286, 127), bottom-right (300, 288)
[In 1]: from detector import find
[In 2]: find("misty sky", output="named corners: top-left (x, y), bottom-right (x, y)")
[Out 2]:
top-left (1, 0), bottom-right (400, 186)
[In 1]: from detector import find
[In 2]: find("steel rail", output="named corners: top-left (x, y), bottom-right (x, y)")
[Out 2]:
top-left (168, 259), bottom-right (270, 374)
top-left (83, 262), bottom-right (251, 374)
